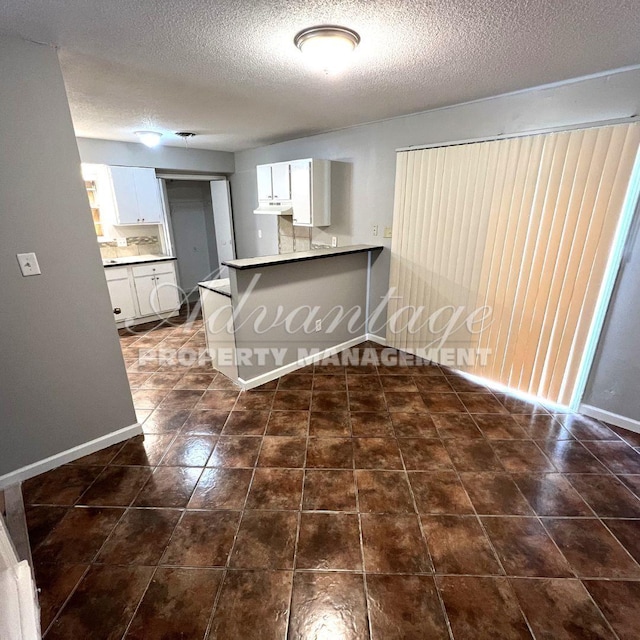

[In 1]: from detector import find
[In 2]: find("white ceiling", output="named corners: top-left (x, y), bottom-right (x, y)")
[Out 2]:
top-left (1, 0), bottom-right (639, 152)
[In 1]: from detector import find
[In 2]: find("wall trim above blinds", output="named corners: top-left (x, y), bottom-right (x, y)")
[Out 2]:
top-left (387, 123), bottom-right (640, 406)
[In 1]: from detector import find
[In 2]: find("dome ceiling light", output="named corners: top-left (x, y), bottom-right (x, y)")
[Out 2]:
top-left (134, 131), bottom-right (162, 148)
top-left (294, 25), bottom-right (360, 75)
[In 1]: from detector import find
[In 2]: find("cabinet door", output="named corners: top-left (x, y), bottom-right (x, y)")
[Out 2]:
top-left (109, 166), bottom-right (140, 224)
top-left (256, 164), bottom-right (273, 201)
top-left (155, 272), bottom-right (181, 312)
top-left (134, 169), bottom-right (164, 223)
top-left (133, 274), bottom-right (157, 317)
top-left (290, 159), bottom-right (312, 226)
top-left (106, 277), bottom-right (137, 320)
top-left (271, 163), bottom-right (291, 201)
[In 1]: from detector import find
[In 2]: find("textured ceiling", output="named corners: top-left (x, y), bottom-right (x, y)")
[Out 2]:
top-left (1, 0), bottom-right (639, 151)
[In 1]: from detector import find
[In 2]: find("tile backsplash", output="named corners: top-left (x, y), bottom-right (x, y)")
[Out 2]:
top-left (99, 235), bottom-right (163, 259)
top-left (278, 216), bottom-right (311, 254)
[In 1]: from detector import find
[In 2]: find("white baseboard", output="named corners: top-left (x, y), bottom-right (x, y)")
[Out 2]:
top-left (366, 333), bottom-right (387, 346)
top-left (238, 335), bottom-right (368, 390)
top-left (579, 404), bottom-right (640, 435)
top-left (0, 422), bottom-right (143, 489)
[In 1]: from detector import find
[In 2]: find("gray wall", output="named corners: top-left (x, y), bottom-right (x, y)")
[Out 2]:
top-left (0, 36), bottom-right (136, 478)
top-left (232, 67), bottom-right (640, 336)
top-left (77, 137), bottom-right (234, 174)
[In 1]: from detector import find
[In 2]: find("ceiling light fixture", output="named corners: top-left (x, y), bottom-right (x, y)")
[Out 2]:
top-left (134, 131), bottom-right (162, 148)
top-left (294, 25), bottom-right (360, 75)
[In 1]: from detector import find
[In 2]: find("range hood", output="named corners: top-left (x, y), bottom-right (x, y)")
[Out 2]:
top-left (253, 202), bottom-right (293, 215)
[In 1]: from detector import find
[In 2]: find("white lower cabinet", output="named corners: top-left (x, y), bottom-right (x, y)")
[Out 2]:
top-left (104, 261), bottom-right (180, 326)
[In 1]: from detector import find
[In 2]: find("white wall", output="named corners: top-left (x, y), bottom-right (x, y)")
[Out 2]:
top-left (77, 137), bottom-right (234, 174)
top-left (232, 67), bottom-right (640, 335)
top-left (0, 36), bottom-right (137, 480)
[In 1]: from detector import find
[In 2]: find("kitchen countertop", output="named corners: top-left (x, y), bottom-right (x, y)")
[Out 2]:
top-left (222, 244), bottom-right (384, 270)
top-left (102, 254), bottom-right (176, 268)
top-left (198, 278), bottom-right (231, 297)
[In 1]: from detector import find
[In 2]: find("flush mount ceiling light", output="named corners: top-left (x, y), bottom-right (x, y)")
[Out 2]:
top-left (134, 131), bottom-right (162, 148)
top-left (294, 25), bottom-right (360, 75)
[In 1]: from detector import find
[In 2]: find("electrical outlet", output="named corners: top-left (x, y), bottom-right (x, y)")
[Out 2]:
top-left (16, 252), bottom-right (41, 277)
top-left (116, 237), bottom-right (128, 248)
top-left (315, 319), bottom-right (322, 332)
top-left (258, 229), bottom-right (263, 239)
top-left (331, 237), bottom-right (338, 247)
top-left (372, 225), bottom-right (379, 236)
top-left (383, 227), bottom-right (393, 238)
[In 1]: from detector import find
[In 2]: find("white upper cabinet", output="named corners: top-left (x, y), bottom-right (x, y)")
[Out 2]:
top-left (290, 159), bottom-right (331, 227)
top-left (256, 162), bottom-right (291, 202)
top-left (256, 164), bottom-right (273, 201)
top-left (108, 166), bottom-right (164, 225)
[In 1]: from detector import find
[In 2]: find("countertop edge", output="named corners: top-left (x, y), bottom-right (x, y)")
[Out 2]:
top-left (103, 256), bottom-right (177, 268)
top-left (222, 244), bottom-right (384, 270)
top-left (198, 282), bottom-right (232, 298)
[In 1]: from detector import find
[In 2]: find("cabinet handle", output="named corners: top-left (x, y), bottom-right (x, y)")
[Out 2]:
top-left (113, 307), bottom-right (122, 315)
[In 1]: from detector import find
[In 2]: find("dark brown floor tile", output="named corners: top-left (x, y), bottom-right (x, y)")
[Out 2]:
top-left (246, 468), bottom-right (303, 509)
top-left (356, 470), bottom-right (415, 513)
top-left (209, 570), bottom-right (292, 639)
top-left (257, 436), bottom-right (307, 467)
top-left (312, 374), bottom-right (347, 391)
top-left (34, 507), bottom-right (124, 564)
top-left (125, 567), bottom-right (222, 640)
top-left (513, 473), bottom-right (592, 516)
top-left (161, 510), bottom-right (240, 567)
top-left (472, 414), bottom-right (529, 439)
top-left (180, 409), bottom-right (228, 436)
top-left (513, 413), bottom-right (574, 439)
top-left (459, 393), bottom-right (510, 414)
top-left (353, 437), bottom-right (403, 469)
top-left (206, 373), bottom-right (238, 390)
top-left (618, 474), bottom-right (640, 498)
top-left (45, 565), bottom-right (153, 640)
top-left (414, 376), bottom-right (454, 393)
top-left (311, 390), bottom-right (349, 412)
top-left (173, 372), bottom-right (216, 390)
top-left (188, 467), bottom-right (253, 510)
top-left (300, 463), bottom-right (359, 511)
top-left (582, 441), bottom-right (640, 474)
top-left (68, 442), bottom-right (125, 466)
top-left (142, 372), bottom-right (184, 389)
top-left (603, 519), bottom-right (640, 564)
top-left (444, 439), bottom-right (504, 472)
top-left (422, 515), bottom-right (503, 575)
top-left (272, 390), bottom-right (312, 410)
top-left (208, 436), bottom-right (262, 468)
top-left (557, 414), bottom-right (621, 441)
top-left (196, 389), bottom-right (239, 410)
top-left (539, 440), bottom-right (608, 473)
top-left (361, 513), bottom-right (431, 573)
top-left (444, 376), bottom-right (487, 393)
top-left (111, 434), bottom-right (175, 466)
top-left (544, 518), bottom-right (640, 578)
top-left (461, 472), bottom-right (533, 515)
top-left (437, 576), bottom-right (533, 640)
top-left (384, 391), bottom-right (429, 413)
top-left (420, 391), bottom-right (466, 413)
top-left (584, 579), bottom-right (640, 640)
top-left (127, 372), bottom-right (151, 389)
top-left (608, 425), bottom-right (640, 447)
top-left (22, 465), bottom-right (103, 506)
top-left (141, 408), bottom-right (191, 434)
top-left (492, 440), bottom-right (555, 472)
top-left (567, 474), bottom-right (640, 517)
top-left (296, 512), bottom-right (362, 570)
top-left (398, 438), bottom-right (453, 471)
top-left (134, 467), bottom-right (202, 507)
top-left (78, 466), bottom-right (152, 507)
top-left (158, 389), bottom-right (204, 410)
top-left (278, 373), bottom-right (314, 390)
top-left (409, 471), bottom-right (474, 514)
top-left (346, 373), bottom-right (382, 390)
top-left (233, 390), bottom-right (274, 411)
top-left (25, 505), bottom-right (69, 551)
top-left (495, 395), bottom-right (550, 415)
top-left (33, 562), bottom-right (87, 632)
top-left (266, 410), bottom-right (309, 436)
top-left (511, 578), bottom-right (615, 640)
top-left (159, 434), bottom-right (216, 466)
top-left (221, 410), bottom-right (269, 435)
top-left (349, 390), bottom-right (388, 412)
top-left (350, 412), bottom-right (394, 437)
top-left (315, 362), bottom-right (347, 375)
top-left (132, 388), bottom-right (169, 410)
top-left (379, 374), bottom-right (418, 392)
top-left (96, 508), bottom-right (181, 565)
top-left (482, 517), bottom-right (573, 577)
top-left (306, 437), bottom-right (354, 469)
top-left (288, 572), bottom-right (368, 640)
top-left (432, 413), bottom-right (483, 438)
top-left (367, 574), bottom-right (449, 640)
top-left (309, 411), bottom-right (350, 436)
top-left (390, 412), bottom-right (438, 437)
top-left (229, 510), bottom-right (298, 569)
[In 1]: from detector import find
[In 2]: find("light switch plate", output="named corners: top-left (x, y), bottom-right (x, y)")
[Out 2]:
top-left (384, 227), bottom-right (393, 238)
top-left (331, 236), bottom-right (338, 247)
top-left (116, 238), bottom-right (128, 247)
top-left (17, 252), bottom-right (41, 277)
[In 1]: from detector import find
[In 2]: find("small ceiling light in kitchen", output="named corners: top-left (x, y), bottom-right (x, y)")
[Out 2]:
top-left (134, 131), bottom-right (162, 148)
top-left (294, 25), bottom-right (360, 75)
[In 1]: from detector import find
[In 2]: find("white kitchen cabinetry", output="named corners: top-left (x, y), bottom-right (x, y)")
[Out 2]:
top-left (290, 159), bottom-right (331, 227)
top-left (108, 166), bottom-right (164, 225)
top-left (105, 267), bottom-right (137, 321)
top-left (255, 162), bottom-right (291, 201)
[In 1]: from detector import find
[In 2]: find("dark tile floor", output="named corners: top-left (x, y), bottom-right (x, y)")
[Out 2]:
top-left (22, 310), bottom-right (640, 639)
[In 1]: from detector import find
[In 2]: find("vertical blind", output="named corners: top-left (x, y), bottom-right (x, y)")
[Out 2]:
top-left (387, 123), bottom-right (640, 405)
